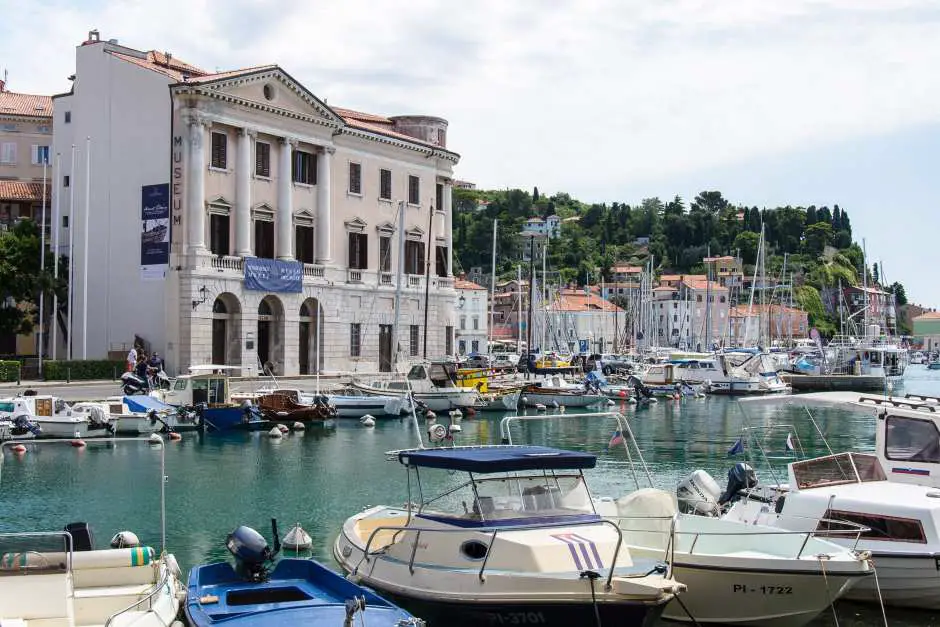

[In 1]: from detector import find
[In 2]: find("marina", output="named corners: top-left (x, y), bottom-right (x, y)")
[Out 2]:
top-left (0, 365), bottom-right (938, 625)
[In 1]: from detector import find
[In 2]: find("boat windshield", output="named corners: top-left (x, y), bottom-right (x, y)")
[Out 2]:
top-left (0, 402), bottom-right (14, 413)
top-left (419, 472), bottom-right (596, 524)
top-left (884, 414), bottom-right (940, 463)
top-left (791, 452), bottom-right (886, 490)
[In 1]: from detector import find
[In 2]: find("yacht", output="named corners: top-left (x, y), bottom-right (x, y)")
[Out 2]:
top-left (0, 394), bottom-right (112, 438)
top-left (353, 362), bottom-right (480, 412)
top-left (334, 445), bottom-right (683, 627)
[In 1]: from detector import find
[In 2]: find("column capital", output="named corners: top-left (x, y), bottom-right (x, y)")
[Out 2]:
top-left (281, 136), bottom-right (298, 148)
top-left (320, 146), bottom-right (336, 156)
top-left (185, 111), bottom-right (211, 128)
top-left (239, 127), bottom-right (258, 139)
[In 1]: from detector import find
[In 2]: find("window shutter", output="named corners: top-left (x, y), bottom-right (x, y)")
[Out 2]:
top-left (348, 233), bottom-right (356, 268)
top-left (31, 145), bottom-right (39, 165)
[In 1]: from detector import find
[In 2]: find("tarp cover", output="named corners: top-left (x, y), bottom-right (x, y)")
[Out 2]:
top-left (123, 396), bottom-right (174, 414)
top-left (398, 445), bottom-right (596, 473)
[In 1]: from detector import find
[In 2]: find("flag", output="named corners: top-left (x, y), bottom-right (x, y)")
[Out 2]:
top-left (727, 437), bottom-right (744, 457)
top-left (606, 430), bottom-right (624, 451)
top-left (785, 432), bottom-right (795, 451)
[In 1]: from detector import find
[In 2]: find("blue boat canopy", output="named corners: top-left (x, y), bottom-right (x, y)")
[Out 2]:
top-left (123, 395), bottom-right (174, 414)
top-left (398, 446), bottom-right (596, 473)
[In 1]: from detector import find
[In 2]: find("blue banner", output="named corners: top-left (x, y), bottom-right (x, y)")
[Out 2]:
top-left (140, 183), bottom-right (170, 280)
top-left (244, 258), bottom-right (303, 293)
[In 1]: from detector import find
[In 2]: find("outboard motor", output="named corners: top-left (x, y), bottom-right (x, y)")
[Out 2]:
top-left (719, 462), bottom-right (758, 505)
top-left (121, 371), bottom-right (149, 395)
top-left (227, 519), bottom-right (281, 581)
top-left (677, 470), bottom-right (722, 516)
top-left (11, 414), bottom-right (41, 437)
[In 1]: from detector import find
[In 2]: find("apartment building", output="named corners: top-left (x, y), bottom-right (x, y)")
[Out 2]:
top-left (52, 31), bottom-right (459, 375)
top-left (454, 278), bottom-right (488, 355)
top-left (0, 80), bottom-right (52, 355)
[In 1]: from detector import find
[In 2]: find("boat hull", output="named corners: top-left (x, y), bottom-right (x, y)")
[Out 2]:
top-left (521, 392), bottom-right (606, 407)
top-left (330, 395), bottom-right (403, 418)
top-left (33, 419), bottom-right (91, 439)
top-left (478, 390), bottom-right (522, 412)
top-left (843, 553), bottom-right (940, 609)
top-left (661, 563), bottom-right (864, 626)
top-left (112, 415), bottom-right (161, 435)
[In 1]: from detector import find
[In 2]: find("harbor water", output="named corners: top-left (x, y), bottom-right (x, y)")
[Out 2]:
top-left (3, 367), bottom-right (940, 626)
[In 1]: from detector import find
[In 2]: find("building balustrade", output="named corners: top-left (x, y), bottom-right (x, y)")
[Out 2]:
top-left (303, 263), bottom-right (325, 278)
top-left (348, 269), bottom-right (363, 283)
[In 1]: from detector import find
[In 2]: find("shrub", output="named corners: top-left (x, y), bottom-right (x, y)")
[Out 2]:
top-left (42, 360), bottom-right (125, 381)
top-left (0, 360), bottom-right (20, 382)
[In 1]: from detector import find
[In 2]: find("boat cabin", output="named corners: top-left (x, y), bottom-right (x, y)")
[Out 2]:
top-left (161, 365), bottom-right (239, 407)
top-left (0, 395), bottom-right (70, 419)
top-left (396, 445), bottom-right (601, 527)
top-left (643, 364), bottom-right (677, 385)
top-left (407, 362), bottom-right (461, 391)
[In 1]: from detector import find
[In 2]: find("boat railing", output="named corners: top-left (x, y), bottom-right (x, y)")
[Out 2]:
top-left (0, 531), bottom-right (73, 575)
top-left (358, 516), bottom-right (633, 592)
top-left (103, 563), bottom-right (171, 627)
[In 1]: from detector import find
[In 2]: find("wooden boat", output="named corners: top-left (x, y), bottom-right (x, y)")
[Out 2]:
top-left (255, 390), bottom-right (336, 422)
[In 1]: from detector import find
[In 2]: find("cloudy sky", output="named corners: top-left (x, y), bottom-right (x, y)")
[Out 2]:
top-left (3, 0), bottom-right (937, 304)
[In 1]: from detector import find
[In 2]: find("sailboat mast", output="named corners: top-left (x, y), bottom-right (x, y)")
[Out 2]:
top-left (516, 264), bottom-right (523, 353)
top-left (489, 219), bottom-right (497, 352)
top-left (392, 201), bottom-right (406, 371)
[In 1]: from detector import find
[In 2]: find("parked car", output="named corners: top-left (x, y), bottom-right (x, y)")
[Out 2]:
top-left (597, 354), bottom-right (635, 375)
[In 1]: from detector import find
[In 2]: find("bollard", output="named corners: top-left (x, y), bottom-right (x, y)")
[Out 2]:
top-left (67, 367), bottom-right (71, 384)
top-left (113, 366), bottom-right (116, 381)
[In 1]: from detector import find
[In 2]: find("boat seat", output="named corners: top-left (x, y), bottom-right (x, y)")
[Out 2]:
top-left (71, 548), bottom-right (156, 588)
top-left (73, 582), bottom-right (154, 625)
top-left (615, 489), bottom-right (678, 551)
top-left (353, 516), bottom-right (409, 551)
top-left (0, 570), bottom-right (73, 623)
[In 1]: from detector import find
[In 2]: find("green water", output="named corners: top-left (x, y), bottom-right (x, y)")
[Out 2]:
top-left (3, 367), bottom-right (940, 626)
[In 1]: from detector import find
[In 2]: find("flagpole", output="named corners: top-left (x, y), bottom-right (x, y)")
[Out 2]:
top-left (51, 152), bottom-right (60, 362)
top-left (67, 144), bottom-right (76, 361)
top-left (82, 136), bottom-right (90, 359)
top-left (38, 157), bottom-right (47, 377)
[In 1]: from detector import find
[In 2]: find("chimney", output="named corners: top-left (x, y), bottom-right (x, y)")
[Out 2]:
top-left (0, 79), bottom-right (5, 93)
top-left (165, 52), bottom-right (172, 66)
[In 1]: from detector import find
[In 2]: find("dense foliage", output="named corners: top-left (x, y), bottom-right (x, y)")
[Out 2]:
top-left (454, 188), bottom-right (906, 336)
top-left (42, 359), bottom-right (125, 381)
top-left (0, 220), bottom-right (67, 338)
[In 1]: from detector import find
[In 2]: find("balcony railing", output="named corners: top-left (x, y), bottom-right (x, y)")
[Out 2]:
top-left (380, 272), bottom-right (393, 286)
top-left (348, 269), bottom-right (363, 283)
top-left (436, 276), bottom-right (454, 289)
top-left (210, 255), bottom-right (244, 271)
top-left (303, 263), bottom-right (325, 278)
top-left (407, 275), bottom-right (421, 288)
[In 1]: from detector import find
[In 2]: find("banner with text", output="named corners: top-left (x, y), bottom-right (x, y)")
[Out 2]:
top-left (140, 183), bottom-right (170, 280)
top-left (244, 258), bottom-right (303, 293)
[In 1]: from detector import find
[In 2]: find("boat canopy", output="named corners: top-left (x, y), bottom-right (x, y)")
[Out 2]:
top-left (398, 445), bottom-right (596, 473)
top-left (123, 395), bottom-right (175, 414)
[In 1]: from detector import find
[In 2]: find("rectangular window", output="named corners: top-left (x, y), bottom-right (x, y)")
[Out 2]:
top-left (379, 236), bottom-right (391, 272)
top-left (255, 142), bottom-right (270, 177)
top-left (409, 325), bottom-right (419, 357)
top-left (379, 169), bottom-right (392, 200)
top-left (209, 214), bottom-right (230, 256)
top-left (471, 340), bottom-right (479, 353)
top-left (445, 326), bottom-right (453, 356)
top-left (292, 150), bottom-right (317, 185)
top-left (210, 132), bottom-right (227, 169)
top-left (63, 175), bottom-right (70, 188)
top-left (436, 183), bottom-right (443, 211)
top-left (435, 245), bottom-right (448, 277)
top-left (348, 162), bottom-right (362, 194)
top-left (0, 142), bottom-right (16, 164)
top-left (472, 317), bottom-right (479, 330)
top-left (31, 145), bottom-right (50, 165)
top-left (350, 323), bottom-right (361, 357)
top-left (817, 509), bottom-right (926, 544)
top-left (404, 240), bottom-right (425, 275)
top-left (64, 111), bottom-right (71, 124)
top-left (348, 232), bottom-right (368, 269)
top-left (696, 295), bottom-right (703, 302)
top-left (295, 225), bottom-right (315, 264)
top-left (460, 316), bottom-right (466, 330)
top-left (437, 128), bottom-right (446, 146)
top-left (254, 220), bottom-right (275, 259)
top-left (408, 175), bottom-right (420, 205)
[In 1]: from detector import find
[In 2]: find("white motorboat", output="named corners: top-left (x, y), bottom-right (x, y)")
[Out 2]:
top-left (71, 397), bottom-right (163, 436)
top-left (0, 437), bottom-right (184, 626)
top-left (334, 445), bottom-right (683, 626)
top-left (703, 353), bottom-right (789, 395)
top-left (0, 394), bottom-right (112, 438)
top-left (354, 362), bottom-right (480, 412)
top-left (521, 376), bottom-right (607, 407)
top-left (476, 387), bottom-right (522, 411)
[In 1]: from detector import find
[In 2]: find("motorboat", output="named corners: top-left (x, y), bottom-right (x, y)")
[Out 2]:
top-left (476, 387), bottom-right (522, 411)
top-left (70, 397), bottom-right (166, 435)
top-left (334, 445), bottom-right (683, 627)
top-left (353, 362), bottom-right (480, 412)
top-left (0, 437), bottom-right (184, 626)
top-left (187, 521), bottom-right (422, 627)
top-left (520, 375), bottom-right (607, 408)
top-left (327, 388), bottom-right (406, 418)
top-left (155, 365), bottom-right (267, 432)
top-left (0, 399), bottom-right (42, 439)
top-left (910, 351), bottom-right (925, 365)
top-left (253, 390), bottom-right (336, 423)
top-left (123, 394), bottom-right (204, 432)
top-left (703, 353), bottom-right (789, 395)
top-left (0, 394), bottom-right (112, 438)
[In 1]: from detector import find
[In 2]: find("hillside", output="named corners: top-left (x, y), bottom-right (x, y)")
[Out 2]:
top-left (453, 188), bottom-right (909, 336)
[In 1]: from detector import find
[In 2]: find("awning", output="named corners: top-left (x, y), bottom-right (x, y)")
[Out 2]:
top-left (123, 395), bottom-right (174, 414)
top-left (398, 445), bottom-right (596, 473)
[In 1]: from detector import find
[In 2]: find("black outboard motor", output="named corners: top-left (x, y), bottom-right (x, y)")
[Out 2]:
top-left (121, 371), bottom-right (149, 395)
top-left (227, 519), bottom-right (281, 582)
top-left (12, 414), bottom-right (41, 437)
top-left (718, 462), bottom-right (758, 505)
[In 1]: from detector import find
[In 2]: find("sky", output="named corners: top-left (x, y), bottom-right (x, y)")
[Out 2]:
top-left (2, 0), bottom-right (938, 305)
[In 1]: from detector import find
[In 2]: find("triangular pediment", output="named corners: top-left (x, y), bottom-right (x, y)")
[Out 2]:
top-left (405, 226), bottom-right (425, 241)
top-left (344, 216), bottom-right (368, 232)
top-left (207, 195), bottom-right (232, 207)
top-left (181, 66), bottom-right (345, 127)
top-left (375, 221), bottom-right (396, 235)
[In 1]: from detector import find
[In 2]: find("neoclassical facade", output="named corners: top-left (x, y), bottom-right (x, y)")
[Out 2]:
top-left (53, 32), bottom-right (458, 375)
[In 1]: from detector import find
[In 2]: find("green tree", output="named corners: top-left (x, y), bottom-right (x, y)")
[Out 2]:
top-left (691, 191), bottom-right (729, 215)
top-left (805, 205), bottom-right (817, 226)
top-left (871, 264), bottom-right (880, 285)
top-left (889, 281), bottom-right (908, 306)
top-left (802, 222), bottom-right (833, 256)
top-left (733, 231), bottom-right (761, 265)
top-left (0, 220), bottom-right (54, 336)
top-left (795, 285), bottom-right (835, 336)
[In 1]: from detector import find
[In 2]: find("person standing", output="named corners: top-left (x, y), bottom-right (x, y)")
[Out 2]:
top-left (127, 346), bottom-right (138, 373)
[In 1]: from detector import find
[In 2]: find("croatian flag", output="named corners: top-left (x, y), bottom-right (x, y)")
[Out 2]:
top-left (785, 432), bottom-right (795, 452)
top-left (607, 430), bottom-right (624, 451)
top-left (727, 437), bottom-right (744, 457)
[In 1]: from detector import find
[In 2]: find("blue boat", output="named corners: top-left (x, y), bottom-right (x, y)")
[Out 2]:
top-left (155, 366), bottom-right (272, 432)
top-left (187, 521), bottom-right (424, 626)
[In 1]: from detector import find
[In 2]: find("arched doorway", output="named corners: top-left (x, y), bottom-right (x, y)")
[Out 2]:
top-left (211, 293), bottom-right (242, 365)
top-left (257, 295), bottom-right (285, 375)
top-left (299, 298), bottom-right (323, 374)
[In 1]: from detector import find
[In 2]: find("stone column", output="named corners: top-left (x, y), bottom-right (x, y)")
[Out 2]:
top-left (186, 113), bottom-right (207, 253)
top-left (315, 147), bottom-right (333, 264)
top-left (277, 137), bottom-right (295, 260)
top-left (235, 128), bottom-right (253, 256)
top-left (444, 182), bottom-right (453, 276)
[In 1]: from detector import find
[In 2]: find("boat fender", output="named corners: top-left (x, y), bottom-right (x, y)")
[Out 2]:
top-left (166, 553), bottom-right (183, 579)
top-left (11, 444), bottom-right (26, 454)
top-left (110, 531), bottom-right (140, 548)
top-left (293, 421), bottom-right (305, 431)
top-left (148, 433), bottom-right (163, 446)
top-left (449, 424), bottom-right (462, 433)
top-left (606, 400), bottom-right (615, 406)
top-left (360, 415), bottom-right (376, 427)
top-left (465, 407), bottom-right (476, 417)
top-left (168, 432), bottom-right (182, 441)
top-left (70, 439), bottom-right (86, 448)
top-left (425, 410), bottom-right (437, 421)
top-left (268, 427), bottom-right (283, 438)
top-left (277, 424), bottom-right (289, 434)
top-left (428, 423), bottom-right (447, 443)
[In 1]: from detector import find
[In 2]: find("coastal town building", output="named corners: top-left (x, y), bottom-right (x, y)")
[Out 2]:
top-left (521, 215), bottom-right (561, 239)
top-left (651, 278), bottom-right (730, 350)
top-left (729, 304), bottom-right (809, 346)
top-left (842, 285), bottom-right (896, 335)
top-left (0, 81), bottom-right (53, 356)
top-left (548, 288), bottom-right (624, 354)
top-left (913, 312), bottom-right (940, 352)
top-left (454, 278), bottom-right (488, 355)
top-left (703, 255), bottom-right (744, 290)
top-left (52, 31), bottom-right (458, 375)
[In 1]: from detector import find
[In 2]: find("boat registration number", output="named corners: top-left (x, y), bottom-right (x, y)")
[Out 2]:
top-left (732, 584), bottom-right (793, 595)
top-left (488, 611), bottom-right (547, 625)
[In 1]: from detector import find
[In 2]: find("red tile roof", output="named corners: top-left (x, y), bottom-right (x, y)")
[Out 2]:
top-left (330, 107), bottom-right (392, 124)
top-left (612, 265), bottom-right (642, 273)
top-left (0, 181), bottom-right (47, 202)
top-left (0, 91), bottom-right (53, 118)
top-left (552, 289), bottom-right (624, 313)
top-left (914, 312), bottom-right (940, 321)
top-left (183, 64), bottom-right (279, 84)
top-left (683, 278), bottom-right (728, 292)
top-left (659, 274), bottom-right (682, 281)
top-left (455, 279), bottom-right (486, 291)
